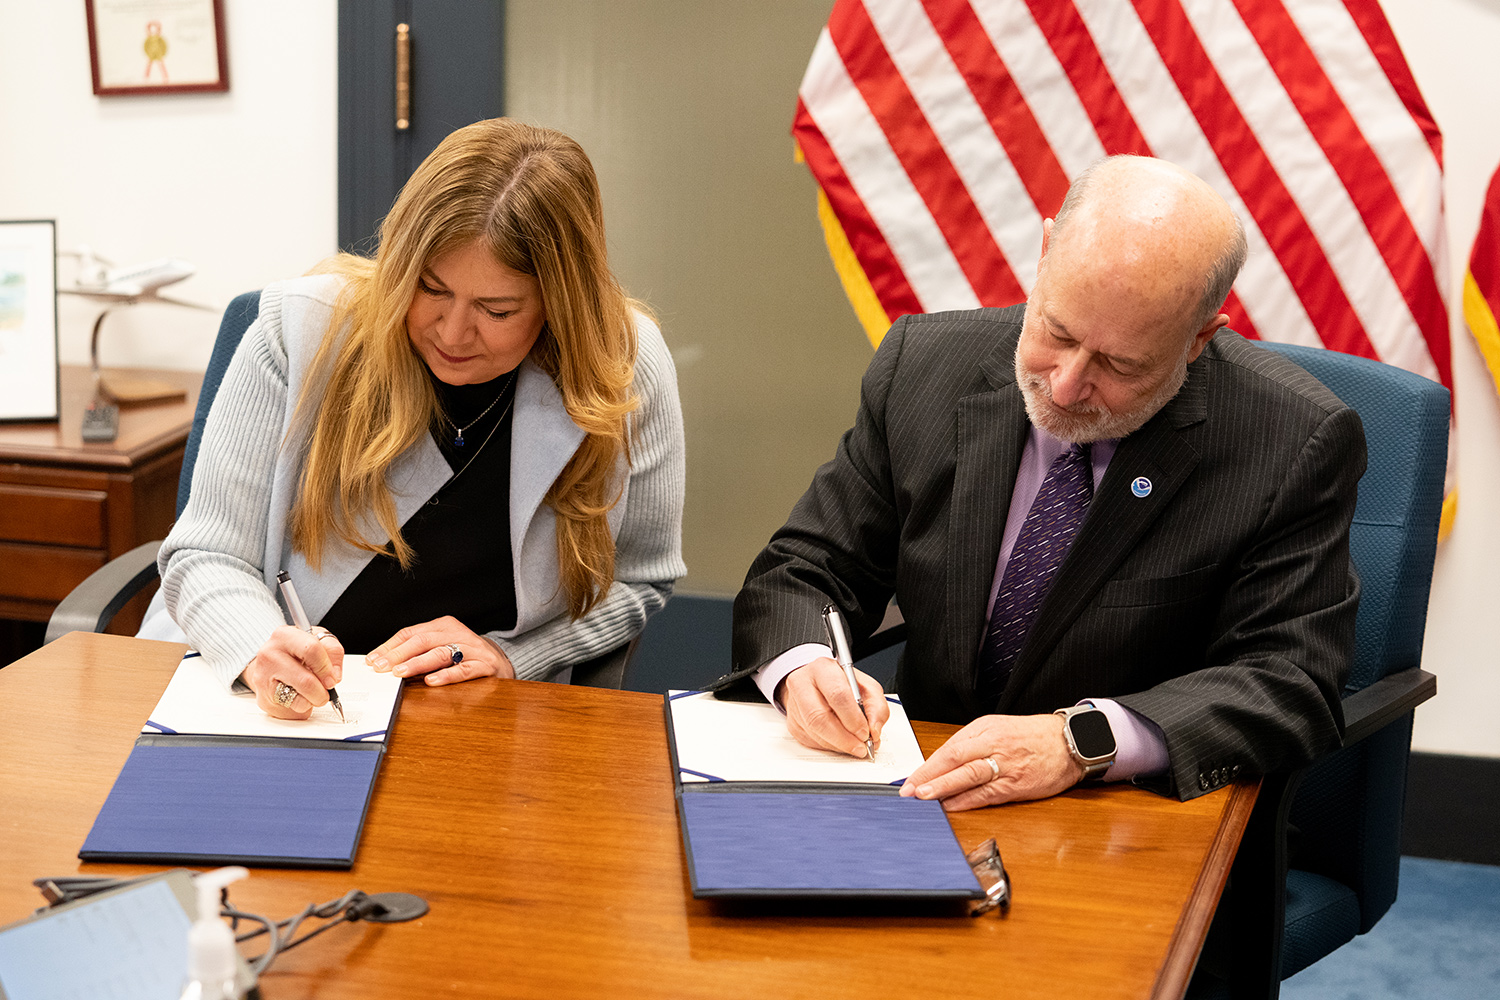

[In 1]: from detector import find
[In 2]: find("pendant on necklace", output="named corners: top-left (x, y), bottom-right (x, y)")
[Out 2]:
top-left (455, 431), bottom-right (465, 447)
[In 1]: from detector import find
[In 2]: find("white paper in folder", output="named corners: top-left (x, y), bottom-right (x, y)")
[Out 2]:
top-left (667, 690), bottom-right (927, 784)
top-left (142, 654), bottom-right (401, 742)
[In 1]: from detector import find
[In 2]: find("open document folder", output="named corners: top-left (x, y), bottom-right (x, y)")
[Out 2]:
top-left (80, 655), bottom-right (402, 869)
top-left (665, 691), bottom-right (984, 903)
top-left (144, 653), bottom-right (400, 741)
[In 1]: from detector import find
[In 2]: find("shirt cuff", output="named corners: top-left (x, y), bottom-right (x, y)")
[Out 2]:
top-left (1082, 698), bottom-right (1170, 782)
top-left (752, 643), bottom-right (833, 711)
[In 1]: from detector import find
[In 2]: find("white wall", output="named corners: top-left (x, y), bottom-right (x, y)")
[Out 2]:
top-left (1379, 0), bottom-right (1500, 758)
top-left (0, 0), bottom-right (1493, 755)
top-left (0, 1), bottom-right (337, 372)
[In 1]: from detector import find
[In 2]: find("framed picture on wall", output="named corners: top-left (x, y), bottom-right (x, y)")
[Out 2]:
top-left (0, 221), bottom-right (60, 423)
top-left (85, 0), bottom-right (230, 96)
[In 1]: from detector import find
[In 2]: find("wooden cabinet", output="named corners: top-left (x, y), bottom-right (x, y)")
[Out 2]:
top-left (0, 366), bottom-right (199, 635)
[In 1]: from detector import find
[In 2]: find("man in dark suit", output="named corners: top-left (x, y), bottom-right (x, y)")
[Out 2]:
top-left (720, 155), bottom-right (1363, 808)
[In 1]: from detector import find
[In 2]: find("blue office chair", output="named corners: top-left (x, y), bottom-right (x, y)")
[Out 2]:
top-left (45, 291), bottom-right (631, 688)
top-left (1194, 341), bottom-right (1445, 999)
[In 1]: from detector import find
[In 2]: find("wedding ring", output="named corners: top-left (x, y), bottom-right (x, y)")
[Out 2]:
top-left (274, 681), bottom-right (298, 707)
top-left (445, 643), bottom-right (463, 665)
top-left (983, 756), bottom-right (1000, 780)
top-left (308, 626), bottom-right (332, 640)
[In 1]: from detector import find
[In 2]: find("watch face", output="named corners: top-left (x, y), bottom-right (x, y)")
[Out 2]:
top-left (1069, 710), bottom-right (1116, 760)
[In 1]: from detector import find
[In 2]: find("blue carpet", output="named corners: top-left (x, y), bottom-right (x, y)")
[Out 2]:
top-left (1281, 857), bottom-right (1500, 999)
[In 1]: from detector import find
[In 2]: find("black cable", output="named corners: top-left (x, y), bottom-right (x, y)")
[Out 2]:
top-left (32, 877), bottom-right (400, 977)
top-left (227, 890), bottom-right (369, 974)
top-left (223, 907), bottom-right (282, 975)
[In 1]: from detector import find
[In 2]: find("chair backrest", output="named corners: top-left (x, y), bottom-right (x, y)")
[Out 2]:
top-left (1260, 341), bottom-right (1448, 938)
top-left (177, 291), bottom-right (262, 517)
top-left (1259, 342), bottom-right (1449, 691)
top-left (623, 594), bottom-right (733, 693)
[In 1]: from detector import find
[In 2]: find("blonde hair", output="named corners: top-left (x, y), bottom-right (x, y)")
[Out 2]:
top-left (291, 118), bottom-right (640, 619)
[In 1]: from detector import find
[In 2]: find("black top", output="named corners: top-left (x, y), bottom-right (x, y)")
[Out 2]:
top-left (319, 368), bottom-right (519, 653)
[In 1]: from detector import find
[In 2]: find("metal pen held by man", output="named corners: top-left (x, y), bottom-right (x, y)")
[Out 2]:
top-left (821, 603), bottom-right (875, 761)
top-left (276, 570), bottom-right (345, 722)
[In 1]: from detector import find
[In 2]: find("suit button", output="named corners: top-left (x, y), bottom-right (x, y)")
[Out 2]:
top-left (1199, 774), bottom-right (1210, 790)
top-left (1231, 765), bottom-right (1241, 778)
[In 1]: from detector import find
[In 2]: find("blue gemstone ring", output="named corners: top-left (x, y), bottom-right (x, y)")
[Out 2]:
top-left (444, 643), bottom-right (463, 665)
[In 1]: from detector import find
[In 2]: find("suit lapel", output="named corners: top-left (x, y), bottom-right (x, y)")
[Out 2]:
top-left (997, 357), bottom-right (1209, 711)
top-left (946, 336), bottom-right (1028, 717)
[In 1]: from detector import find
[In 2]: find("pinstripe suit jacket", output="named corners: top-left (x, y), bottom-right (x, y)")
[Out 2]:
top-left (724, 305), bottom-right (1364, 801)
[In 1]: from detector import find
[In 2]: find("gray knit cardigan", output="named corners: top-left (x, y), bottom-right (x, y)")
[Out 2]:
top-left (140, 274), bottom-right (686, 687)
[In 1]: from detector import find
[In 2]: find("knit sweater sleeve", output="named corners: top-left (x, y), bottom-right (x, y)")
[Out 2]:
top-left (157, 288), bottom-right (296, 687)
top-left (487, 315), bottom-right (688, 680)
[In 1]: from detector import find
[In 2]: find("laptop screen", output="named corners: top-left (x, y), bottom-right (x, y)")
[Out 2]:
top-left (0, 877), bottom-right (191, 1000)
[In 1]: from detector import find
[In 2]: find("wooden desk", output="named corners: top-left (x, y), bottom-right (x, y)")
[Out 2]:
top-left (0, 366), bottom-right (199, 632)
top-left (0, 633), bottom-right (1256, 999)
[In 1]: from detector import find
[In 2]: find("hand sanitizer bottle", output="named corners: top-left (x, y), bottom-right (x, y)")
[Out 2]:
top-left (180, 867), bottom-right (249, 1000)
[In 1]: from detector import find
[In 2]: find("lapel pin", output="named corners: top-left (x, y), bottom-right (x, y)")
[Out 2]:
top-left (1131, 476), bottom-right (1153, 498)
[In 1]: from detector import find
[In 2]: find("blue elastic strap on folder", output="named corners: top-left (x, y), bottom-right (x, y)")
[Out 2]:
top-left (680, 792), bottom-right (982, 895)
top-left (81, 744), bottom-right (380, 865)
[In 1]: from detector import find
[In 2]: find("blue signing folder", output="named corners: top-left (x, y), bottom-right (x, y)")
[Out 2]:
top-left (665, 691), bottom-right (984, 902)
top-left (79, 654), bottom-right (402, 869)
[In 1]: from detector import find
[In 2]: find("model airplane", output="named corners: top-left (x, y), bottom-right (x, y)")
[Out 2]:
top-left (55, 249), bottom-right (219, 435)
top-left (61, 254), bottom-right (209, 309)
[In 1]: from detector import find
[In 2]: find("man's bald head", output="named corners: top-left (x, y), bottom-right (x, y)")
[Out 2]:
top-left (1043, 156), bottom-right (1247, 337)
top-left (1014, 157), bottom-right (1248, 443)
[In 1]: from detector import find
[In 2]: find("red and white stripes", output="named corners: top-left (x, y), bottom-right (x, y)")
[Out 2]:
top-left (794, 0), bottom-right (1451, 390)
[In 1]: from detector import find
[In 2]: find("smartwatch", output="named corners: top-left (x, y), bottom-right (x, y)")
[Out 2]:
top-left (1054, 706), bottom-right (1117, 780)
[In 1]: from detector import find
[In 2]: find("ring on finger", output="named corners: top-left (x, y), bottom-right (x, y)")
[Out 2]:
top-left (308, 626), bottom-right (332, 640)
top-left (983, 756), bottom-right (1000, 781)
top-left (274, 681), bottom-right (298, 708)
top-left (444, 643), bottom-right (463, 666)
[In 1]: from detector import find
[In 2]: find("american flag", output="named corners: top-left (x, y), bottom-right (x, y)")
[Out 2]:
top-left (793, 0), bottom-right (1452, 396)
top-left (1465, 167), bottom-right (1500, 401)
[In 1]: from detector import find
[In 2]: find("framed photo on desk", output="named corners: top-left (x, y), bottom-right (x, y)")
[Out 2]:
top-left (0, 220), bottom-right (59, 422)
top-left (85, 0), bottom-right (230, 96)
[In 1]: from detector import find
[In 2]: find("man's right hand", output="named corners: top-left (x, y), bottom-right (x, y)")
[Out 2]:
top-left (242, 625), bottom-right (344, 720)
top-left (777, 657), bottom-right (890, 758)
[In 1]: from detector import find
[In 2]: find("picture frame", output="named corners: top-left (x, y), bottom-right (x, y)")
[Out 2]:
top-left (85, 0), bottom-right (230, 97)
top-left (0, 220), bottom-right (60, 423)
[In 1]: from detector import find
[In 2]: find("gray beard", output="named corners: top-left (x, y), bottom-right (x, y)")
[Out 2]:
top-left (1014, 349), bottom-right (1189, 443)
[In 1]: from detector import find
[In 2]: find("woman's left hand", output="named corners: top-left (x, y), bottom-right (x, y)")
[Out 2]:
top-left (367, 615), bottom-right (515, 685)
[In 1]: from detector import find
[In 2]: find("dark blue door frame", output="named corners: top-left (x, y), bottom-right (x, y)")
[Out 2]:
top-left (337, 0), bottom-right (506, 253)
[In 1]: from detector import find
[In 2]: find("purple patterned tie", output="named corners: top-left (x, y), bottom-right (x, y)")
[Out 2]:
top-left (976, 443), bottom-right (1093, 702)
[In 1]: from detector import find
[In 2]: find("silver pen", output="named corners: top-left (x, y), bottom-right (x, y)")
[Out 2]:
top-left (276, 571), bottom-right (345, 722)
top-left (821, 603), bottom-right (875, 760)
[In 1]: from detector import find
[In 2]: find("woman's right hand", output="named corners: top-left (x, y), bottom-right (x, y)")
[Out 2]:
top-left (242, 625), bottom-right (345, 720)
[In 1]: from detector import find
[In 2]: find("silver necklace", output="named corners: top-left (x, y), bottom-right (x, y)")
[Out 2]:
top-left (440, 370), bottom-right (517, 447)
top-left (429, 391), bottom-right (515, 504)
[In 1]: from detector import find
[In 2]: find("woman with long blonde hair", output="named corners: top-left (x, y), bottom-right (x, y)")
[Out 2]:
top-left (144, 119), bottom-right (685, 718)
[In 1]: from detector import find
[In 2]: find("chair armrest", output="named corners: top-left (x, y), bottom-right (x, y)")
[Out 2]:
top-left (44, 541), bottom-right (163, 645)
top-left (1340, 667), bottom-right (1436, 747)
top-left (570, 635), bottom-right (640, 689)
top-left (1216, 665), bottom-right (1438, 998)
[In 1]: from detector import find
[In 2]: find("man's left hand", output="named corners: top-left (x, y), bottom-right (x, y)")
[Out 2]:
top-left (899, 713), bottom-right (1085, 810)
